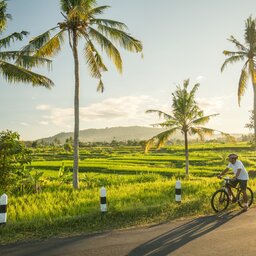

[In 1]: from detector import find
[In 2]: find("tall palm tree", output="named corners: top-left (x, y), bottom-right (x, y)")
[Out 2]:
top-left (0, 0), bottom-right (53, 88)
top-left (23, 0), bottom-right (143, 189)
top-left (221, 16), bottom-right (256, 142)
top-left (145, 79), bottom-right (227, 176)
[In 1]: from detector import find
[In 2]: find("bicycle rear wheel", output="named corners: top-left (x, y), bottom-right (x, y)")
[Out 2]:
top-left (237, 187), bottom-right (253, 208)
top-left (211, 189), bottom-right (229, 212)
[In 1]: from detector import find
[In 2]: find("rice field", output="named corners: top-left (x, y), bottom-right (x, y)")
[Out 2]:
top-left (0, 142), bottom-right (255, 244)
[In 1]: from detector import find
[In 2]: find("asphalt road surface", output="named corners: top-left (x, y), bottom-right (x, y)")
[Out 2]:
top-left (1, 208), bottom-right (256, 256)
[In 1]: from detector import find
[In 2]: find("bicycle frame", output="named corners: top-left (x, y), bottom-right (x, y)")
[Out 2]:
top-left (222, 178), bottom-right (240, 200)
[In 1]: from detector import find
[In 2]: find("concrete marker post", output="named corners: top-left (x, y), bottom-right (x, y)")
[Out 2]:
top-left (0, 193), bottom-right (8, 225)
top-left (100, 187), bottom-right (107, 213)
top-left (175, 180), bottom-right (181, 203)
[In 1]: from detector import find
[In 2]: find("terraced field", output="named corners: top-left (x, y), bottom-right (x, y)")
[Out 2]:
top-left (0, 142), bottom-right (255, 244)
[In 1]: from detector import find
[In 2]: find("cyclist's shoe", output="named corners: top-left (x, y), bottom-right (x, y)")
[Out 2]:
top-left (231, 198), bottom-right (237, 203)
top-left (243, 205), bottom-right (249, 211)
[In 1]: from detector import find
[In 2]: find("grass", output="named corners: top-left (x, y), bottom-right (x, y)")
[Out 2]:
top-left (0, 142), bottom-right (255, 244)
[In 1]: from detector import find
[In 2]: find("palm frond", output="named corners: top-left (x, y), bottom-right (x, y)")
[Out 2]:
top-left (144, 137), bottom-right (155, 153)
top-left (88, 26), bottom-right (123, 72)
top-left (97, 79), bottom-right (104, 92)
top-left (189, 113), bottom-right (219, 126)
top-left (223, 50), bottom-right (246, 57)
top-left (248, 59), bottom-right (256, 85)
top-left (0, 51), bottom-right (52, 70)
top-left (238, 67), bottom-right (249, 105)
top-left (34, 30), bottom-right (66, 58)
top-left (91, 19), bottom-right (128, 30)
top-left (60, 0), bottom-right (96, 13)
top-left (145, 109), bottom-right (174, 120)
top-left (15, 54), bottom-right (52, 70)
top-left (227, 36), bottom-right (248, 51)
top-left (221, 55), bottom-right (246, 72)
top-left (22, 27), bottom-right (59, 54)
top-left (96, 25), bottom-right (143, 53)
top-left (60, 0), bottom-right (72, 13)
top-left (0, 31), bottom-right (29, 49)
top-left (244, 16), bottom-right (256, 47)
top-left (0, 0), bottom-right (11, 32)
top-left (84, 40), bottom-right (107, 78)
top-left (0, 61), bottom-right (54, 88)
top-left (151, 120), bottom-right (180, 129)
top-left (144, 128), bottom-right (178, 153)
top-left (88, 5), bottom-right (110, 17)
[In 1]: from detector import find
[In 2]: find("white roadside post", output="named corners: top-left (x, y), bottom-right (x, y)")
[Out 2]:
top-left (0, 194), bottom-right (8, 225)
top-left (100, 187), bottom-right (107, 213)
top-left (175, 180), bottom-right (181, 203)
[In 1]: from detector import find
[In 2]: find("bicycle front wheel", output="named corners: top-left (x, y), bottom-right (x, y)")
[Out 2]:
top-left (237, 187), bottom-right (253, 208)
top-left (211, 189), bottom-right (230, 213)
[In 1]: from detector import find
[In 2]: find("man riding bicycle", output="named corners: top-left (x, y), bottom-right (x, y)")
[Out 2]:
top-left (217, 153), bottom-right (249, 211)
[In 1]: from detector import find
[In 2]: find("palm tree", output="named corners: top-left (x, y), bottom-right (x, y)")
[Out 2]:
top-left (145, 79), bottom-right (227, 176)
top-left (0, 0), bottom-right (53, 88)
top-left (23, 0), bottom-right (143, 189)
top-left (221, 16), bottom-right (256, 142)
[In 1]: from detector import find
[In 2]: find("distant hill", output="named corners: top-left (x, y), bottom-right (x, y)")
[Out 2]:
top-left (36, 126), bottom-right (244, 144)
top-left (38, 126), bottom-right (172, 143)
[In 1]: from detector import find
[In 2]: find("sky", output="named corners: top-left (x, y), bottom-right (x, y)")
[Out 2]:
top-left (1, 0), bottom-right (256, 140)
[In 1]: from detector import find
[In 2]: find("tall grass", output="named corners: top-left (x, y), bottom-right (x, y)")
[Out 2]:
top-left (0, 142), bottom-right (255, 244)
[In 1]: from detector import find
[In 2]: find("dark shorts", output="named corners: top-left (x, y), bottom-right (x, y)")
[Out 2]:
top-left (229, 179), bottom-right (247, 190)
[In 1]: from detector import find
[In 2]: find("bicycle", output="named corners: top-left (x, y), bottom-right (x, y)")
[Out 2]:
top-left (211, 177), bottom-right (254, 212)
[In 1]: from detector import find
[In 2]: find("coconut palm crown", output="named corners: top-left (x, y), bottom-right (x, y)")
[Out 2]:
top-left (221, 16), bottom-right (256, 141)
top-left (23, 0), bottom-right (143, 189)
top-left (145, 79), bottom-right (228, 176)
top-left (0, 0), bottom-right (53, 88)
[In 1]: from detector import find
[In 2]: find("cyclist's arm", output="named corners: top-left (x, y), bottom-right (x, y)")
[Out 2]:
top-left (218, 167), bottom-right (229, 177)
top-left (235, 168), bottom-right (242, 179)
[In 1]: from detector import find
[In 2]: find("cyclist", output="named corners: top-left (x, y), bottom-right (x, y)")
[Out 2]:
top-left (217, 153), bottom-right (249, 211)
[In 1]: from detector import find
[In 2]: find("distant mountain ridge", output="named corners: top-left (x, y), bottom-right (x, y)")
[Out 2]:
top-left (39, 126), bottom-right (169, 143)
top-left (37, 126), bottom-right (244, 144)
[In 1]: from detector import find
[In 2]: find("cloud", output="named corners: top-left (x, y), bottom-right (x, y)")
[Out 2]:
top-left (39, 121), bottom-right (49, 125)
top-left (196, 95), bottom-right (232, 114)
top-left (36, 96), bottom-right (169, 129)
top-left (196, 75), bottom-right (205, 81)
top-left (36, 104), bottom-right (51, 110)
top-left (20, 122), bottom-right (29, 126)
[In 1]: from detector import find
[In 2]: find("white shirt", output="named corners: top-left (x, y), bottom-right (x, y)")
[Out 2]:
top-left (228, 160), bottom-right (249, 180)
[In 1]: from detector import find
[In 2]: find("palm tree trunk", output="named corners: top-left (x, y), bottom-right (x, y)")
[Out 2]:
top-left (72, 31), bottom-right (80, 189)
top-left (253, 84), bottom-right (256, 142)
top-left (184, 131), bottom-right (189, 176)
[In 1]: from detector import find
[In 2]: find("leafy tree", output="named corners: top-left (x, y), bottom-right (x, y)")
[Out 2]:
top-left (64, 142), bottom-right (72, 152)
top-left (0, 0), bottom-right (53, 88)
top-left (221, 16), bottom-right (256, 143)
top-left (0, 130), bottom-right (31, 189)
top-left (245, 110), bottom-right (254, 130)
top-left (145, 79), bottom-right (229, 176)
top-left (245, 110), bottom-right (256, 147)
top-left (23, 0), bottom-right (143, 189)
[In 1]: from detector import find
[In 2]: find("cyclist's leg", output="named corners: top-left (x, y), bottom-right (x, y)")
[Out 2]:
top-left (239, 180), bottom-right (248, 209)
top-left (228, 179), bottom-right (239, 202)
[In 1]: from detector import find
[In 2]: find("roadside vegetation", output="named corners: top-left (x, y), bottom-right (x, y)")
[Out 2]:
top-left (0, 140), bottom-right (255, 244)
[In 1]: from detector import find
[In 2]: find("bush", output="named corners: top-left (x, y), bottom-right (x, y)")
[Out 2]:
top-left (0, 130), bottom-right (31, 190)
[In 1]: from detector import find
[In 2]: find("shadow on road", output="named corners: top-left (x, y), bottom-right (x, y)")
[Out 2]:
top-left (0, 210), bottom-right (245, 256)
top-left (128, 210), bottom-right (244, 256)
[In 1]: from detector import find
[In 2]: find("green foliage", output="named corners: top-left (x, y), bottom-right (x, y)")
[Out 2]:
top-left (0, 0), bottom-right (53, 88)
top-left (0, 130), bottom-right (31, 189)
top-left (222, 16), bottom-right (256, 141)
top-left (0, 142), bottom-right (255, 244)
top-left (23, 0), bottom-right (143, 189)
top-left (145, 79), bottom-right (229, 176)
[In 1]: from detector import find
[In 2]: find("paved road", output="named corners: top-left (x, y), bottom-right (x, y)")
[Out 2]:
top-left (1, 208), bottom-right (256, 256)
